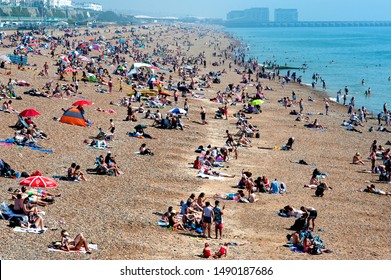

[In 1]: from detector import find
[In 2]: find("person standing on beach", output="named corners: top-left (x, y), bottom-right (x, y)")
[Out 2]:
top-left (184, 98), bottom-right (189, 118)
top-left (173, 90), bottom-right (178, 106)
top-left (350, 96), bottom-right (355, 108)
top-left (383, 103), bottom-right (388, 114)
top-left (223, 103), bottom-right (228, 120)
top-left (299, 98), bottom-right (304, 114)
top-left (43, 62), bottom-right (49, 76)
top-left (370, 149), bottom-right (377, 173)
top-left (336, 89), bottom-right (341, 103)
top-left (200, 106), bottom-right (207, 124)
top-left (213, 200), bottom-right (224, 239)
top-left (202, 201), bottom-right (214, 238)
top-left (325, 101), bottom-right (329, 115)
top-left (300, 206), bottom-right (317, 231)
top-left (108, 78), bottom-right (113, 93)
top-left (119, 77), bottom-right (123, 92)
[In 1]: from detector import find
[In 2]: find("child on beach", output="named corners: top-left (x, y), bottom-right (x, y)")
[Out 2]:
top-left (213, 243), bottom-right (228, 258)
top-left (203, 242), bottom-right (211, 258)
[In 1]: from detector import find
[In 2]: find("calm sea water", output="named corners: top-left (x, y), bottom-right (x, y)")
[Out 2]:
top-left (225, 26), bottom-right (391, 113)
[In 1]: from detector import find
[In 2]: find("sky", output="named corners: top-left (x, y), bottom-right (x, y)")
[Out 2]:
top-left (94, 0), bottom-right (391, 21)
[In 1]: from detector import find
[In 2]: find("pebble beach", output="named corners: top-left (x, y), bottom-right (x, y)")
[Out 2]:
top-left (0, 23), bottom-right (390, 260)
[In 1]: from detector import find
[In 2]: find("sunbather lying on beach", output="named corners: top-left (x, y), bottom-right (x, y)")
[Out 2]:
top-left (10, 186), bottom-right (60, 206)
top-left (199, 167), bottom-right (235, 178)
top-left (358, 184), bottom-right (391, 195)
top-left (306, 119), bottom-right (326, 129)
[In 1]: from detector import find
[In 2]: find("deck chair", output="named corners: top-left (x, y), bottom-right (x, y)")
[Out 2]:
top-left (0, 201), bottom-right (45, 220)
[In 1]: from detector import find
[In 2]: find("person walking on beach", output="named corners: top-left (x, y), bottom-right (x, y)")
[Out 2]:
top-left (200, 106), bottom-right (207, 124)
top-left (336, 89), bottom-right (341, 103)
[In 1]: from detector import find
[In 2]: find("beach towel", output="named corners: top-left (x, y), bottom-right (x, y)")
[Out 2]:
top-left (0, 142), bottom-right (13, 147)
top-left (13, 227), bottom-right (47, 234)
top-left (158, 220), bottom-right (168, 227)
top-left (48, 243), bottom-right (98, 253)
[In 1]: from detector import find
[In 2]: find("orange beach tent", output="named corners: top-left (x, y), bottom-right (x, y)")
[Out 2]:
top-left (59, 108), bottom-right (87, 127)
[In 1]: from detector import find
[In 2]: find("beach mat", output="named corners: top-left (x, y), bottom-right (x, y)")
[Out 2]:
top-left (48, 243), bottom-right (98, 253)
top-left (14, 227), bottom-right (47, 234)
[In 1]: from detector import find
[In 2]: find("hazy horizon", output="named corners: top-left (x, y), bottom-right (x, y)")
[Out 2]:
top-left (92, 0), bottom-right (391, 21)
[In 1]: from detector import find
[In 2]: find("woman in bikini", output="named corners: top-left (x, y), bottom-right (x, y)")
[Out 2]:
top-left (60, 229), bottom-right (91, 254)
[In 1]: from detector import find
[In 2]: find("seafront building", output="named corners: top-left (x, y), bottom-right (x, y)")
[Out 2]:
top-left (0, 0), bottom-right (102, 10)
top-left (274, 9), bottom-right (298, 23)
top-left (227, 8), bottom-right (269, 24)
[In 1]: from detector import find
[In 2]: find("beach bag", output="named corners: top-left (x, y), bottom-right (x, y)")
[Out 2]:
top-left (9, 216), bottom-right (23, 227)
top-left (255, 132), bottom-right (260, 138)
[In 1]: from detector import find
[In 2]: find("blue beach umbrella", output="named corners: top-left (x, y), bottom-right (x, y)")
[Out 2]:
top-left (168, 108), bottom-right (187, 115)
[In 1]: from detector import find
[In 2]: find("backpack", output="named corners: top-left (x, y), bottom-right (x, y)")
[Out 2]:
top-left (255, 132), bottom-right (260, 138)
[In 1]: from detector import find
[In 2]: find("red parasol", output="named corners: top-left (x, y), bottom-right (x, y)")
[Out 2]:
top-left (72, 100), bottom-right (93, 107)
top-left (20, 176), bottom-right (58, 188)
top-left (19, 109), bottom-right (41, 117)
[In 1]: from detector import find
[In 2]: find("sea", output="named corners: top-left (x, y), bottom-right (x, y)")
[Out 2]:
top-left (225, 26), bottom-right (391, 114)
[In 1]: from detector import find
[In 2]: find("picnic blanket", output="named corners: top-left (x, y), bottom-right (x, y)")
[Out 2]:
top-left (14, 227), bottom-right (47, 234)
top-left (48, 243), bottom-right (98, 253)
